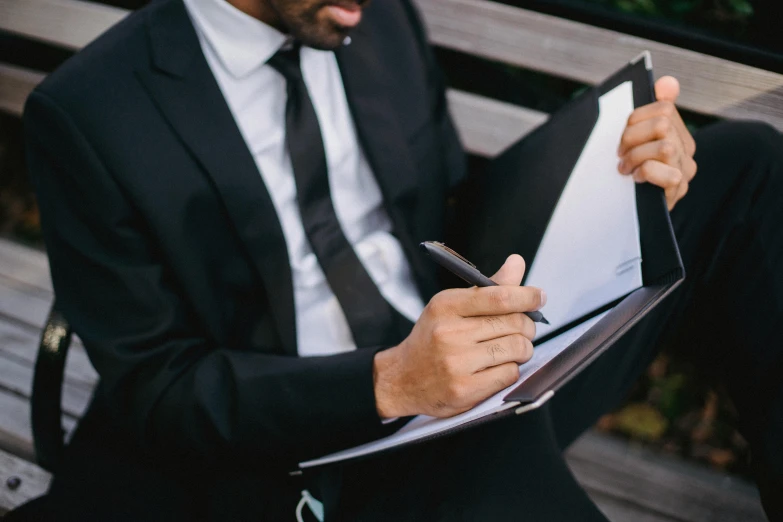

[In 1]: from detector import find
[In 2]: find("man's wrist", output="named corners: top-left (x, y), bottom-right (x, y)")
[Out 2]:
top-left (373, 347), bottom-right (406, 420)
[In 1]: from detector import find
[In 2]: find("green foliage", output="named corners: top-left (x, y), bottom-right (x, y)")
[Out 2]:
top-left (583, 0), bottom-right (754, 19)
top-left (654, 372), bottom-right (687, 420)
top-left (577, 0), bottom-right (755, 38)
top-left (600, 353), bottom-right (753, 478)
top-left (726, 0), bottom-right (754, 16)
top-left (614, 403), bottom-right (669, 441)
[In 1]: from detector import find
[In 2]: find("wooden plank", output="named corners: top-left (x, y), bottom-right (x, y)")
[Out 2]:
top-left (0, 0), bottom-right (126, 51)
top-left (0, 389), bottom-right (37, 462)
top-left (0, 278), bottom-right (51, 331)
top-left (0, 64), bottom-right (45, 117)
top-left (0, 351), bottom-right (93, 419)
top-left (587, 490), bottom-right (678, 522)
top-left (566, 432), bottom-right (766, 522)
top-left (0, 388), bottom-right (77, 462)
top-left (0, 447), bottom-right (51, 516)
top-left (416, 0), bottom-right (783, 131)
top-left (447, 89), bottom-right (546, 156)
top-left (5, 0), bottom-right (783, 132)
top-left (0, 320), bottom-right (97, 388)
top-left (0, 239), bottom-right (51, 295)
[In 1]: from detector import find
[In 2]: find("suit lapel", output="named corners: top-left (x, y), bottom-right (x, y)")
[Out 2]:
top-left (335, 24), bottom-right (439, 300)
top-left (136, 0), bottom-right (297, 354)
top-left (335, 25), bottom-right (419, 211)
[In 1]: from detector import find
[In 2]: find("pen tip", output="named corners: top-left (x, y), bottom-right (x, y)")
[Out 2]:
top-left (541, 318), bottom-right (550, 325)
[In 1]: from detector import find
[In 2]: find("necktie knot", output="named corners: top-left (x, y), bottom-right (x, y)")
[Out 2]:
top-left (268, 44), bottom-right (303, 83)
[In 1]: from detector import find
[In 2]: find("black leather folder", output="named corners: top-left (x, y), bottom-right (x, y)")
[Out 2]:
top-left (299, 52), bottom-right (685, 470)
top-left (467, 52), bottom-right (684, 408)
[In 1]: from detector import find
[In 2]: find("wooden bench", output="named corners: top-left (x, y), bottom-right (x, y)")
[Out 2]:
top-left (0, 0), bottom-right (779, 518)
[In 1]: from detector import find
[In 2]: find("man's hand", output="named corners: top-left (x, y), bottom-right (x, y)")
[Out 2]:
top-left (373, 255), bottom-right (545, 419)
top-left (618, 76), bottom-right (697, 210)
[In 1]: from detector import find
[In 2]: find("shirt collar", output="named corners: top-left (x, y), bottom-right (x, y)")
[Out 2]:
top-left (183, 0), bottom-right (290, 79)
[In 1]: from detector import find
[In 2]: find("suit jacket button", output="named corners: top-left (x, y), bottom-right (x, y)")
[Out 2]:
top-left (6, 476), bottom-right (21, 490)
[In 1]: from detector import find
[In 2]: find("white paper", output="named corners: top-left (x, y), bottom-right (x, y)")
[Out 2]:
top-left (299, 311), bottom-right (609, 469)
top-left (526, 82), bottom-right (643, 340)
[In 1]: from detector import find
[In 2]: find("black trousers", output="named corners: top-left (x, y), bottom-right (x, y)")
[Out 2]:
top-left (330, 121), bottom-right (783, 521)
top-left (9, 121), bottom-right (783, 521)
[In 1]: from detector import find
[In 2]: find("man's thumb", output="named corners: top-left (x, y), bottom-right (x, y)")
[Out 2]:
top-left (655, 76), bottom-right (680, 103)
top-left (490, 254), bottom-right (526, 286)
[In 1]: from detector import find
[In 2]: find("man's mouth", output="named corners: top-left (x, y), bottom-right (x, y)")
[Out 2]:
top-left (322, 1), bottom-right (363, 28)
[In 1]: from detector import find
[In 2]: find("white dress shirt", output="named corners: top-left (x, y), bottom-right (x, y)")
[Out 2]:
top-left (182, 0), bottom-right (425, 356)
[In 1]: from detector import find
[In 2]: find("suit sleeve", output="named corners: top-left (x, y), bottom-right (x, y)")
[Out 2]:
top-left (24, 90), bottom-right (399, 469)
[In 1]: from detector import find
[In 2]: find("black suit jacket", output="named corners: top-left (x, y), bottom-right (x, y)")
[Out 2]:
top-left (23, 0), bottom-right (465, 518)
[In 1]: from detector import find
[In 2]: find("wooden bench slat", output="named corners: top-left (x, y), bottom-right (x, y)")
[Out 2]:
top-left (0, 278), bottom-right (51, 331)
top-left (446, 89), bottom-right (546, 156)
top-left (0, 350), bottom-right (93, 419)
top-left (587, 491), bottom-right (673, 522)
top-left (3, 0), bottom-right (783, 131)
top-left (415, 0), bottom-right (783, 131)
top-left (0, 239), bottom-right (52, 295)
top-left (0, 239), bottom-right (98, 387)
top-left (0, 64), bottom-right (45, 117)
top-left (0, 447), bottom-right (51, 515)
top-left (0, 388), bottom-right (77, 462)
top-left (0, 0), bottom-right (126, 51)
top-left (0, 319), bottom-right (97, 388)
top-left (566, 432), bottom-right (767, 522)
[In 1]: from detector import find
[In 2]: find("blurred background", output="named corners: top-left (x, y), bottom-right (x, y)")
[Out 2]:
top-left (2, 0), bottom-right (782, 483)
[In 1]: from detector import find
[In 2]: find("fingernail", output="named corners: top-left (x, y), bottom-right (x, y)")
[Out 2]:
top-left (618, 160), bottom-right (626, 173)
top-left (539, 289), bottom-right (547, 307)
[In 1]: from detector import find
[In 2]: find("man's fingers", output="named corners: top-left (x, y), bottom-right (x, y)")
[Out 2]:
top-left (619, 101), bottom-right (696, 151)
top-left (627, 100), bottom-right (680, 128)
top-left (469, 362), bottom-right (521, 401)
top-left (654, 75), bottom-right (680, 103)
top-left (624, 101), bottom-right (695, 158)
top-left (631, 160), bottom-right (687, 210)
top-left (473, 333), bottom-right (534, 371)
top-left (440, 363), bottom-right (521, 414)
top-left (490, 254), bottom-right (526, 286)
top-left (620, 139), bottom-right (682, 174)
top-left (443, 284), bottom-right (545, 318)
top-left (464, 312), bottom-right (536, 342)
top-left (631, 160), bottom-right (681, 188)
top-left (434, 312), bottom-right (534, 346)
top-left (669, 180), bottom-right (690, 211)
top-left (674, 181), bottom-right (689, 205)
top-left (618, 117), bottom-right (674, 159)
top-left (682, 154), bottom-right (698, 182)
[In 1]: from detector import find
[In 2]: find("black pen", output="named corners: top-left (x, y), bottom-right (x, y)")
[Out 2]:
top-left (420, 241), bottom-right (550, 325)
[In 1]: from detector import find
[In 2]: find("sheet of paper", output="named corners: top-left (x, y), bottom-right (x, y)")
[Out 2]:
top-left (299, 311), bottom-right (610, 469)
top-left (526, 82), bottom-right (643, 340)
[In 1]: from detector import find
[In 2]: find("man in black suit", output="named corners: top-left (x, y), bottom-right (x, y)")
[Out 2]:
top-left (11, 0), bottom-right (783, 519)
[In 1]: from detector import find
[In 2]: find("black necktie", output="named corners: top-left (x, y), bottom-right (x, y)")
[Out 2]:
top-left (268, 45), bottom-right (403, 348)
